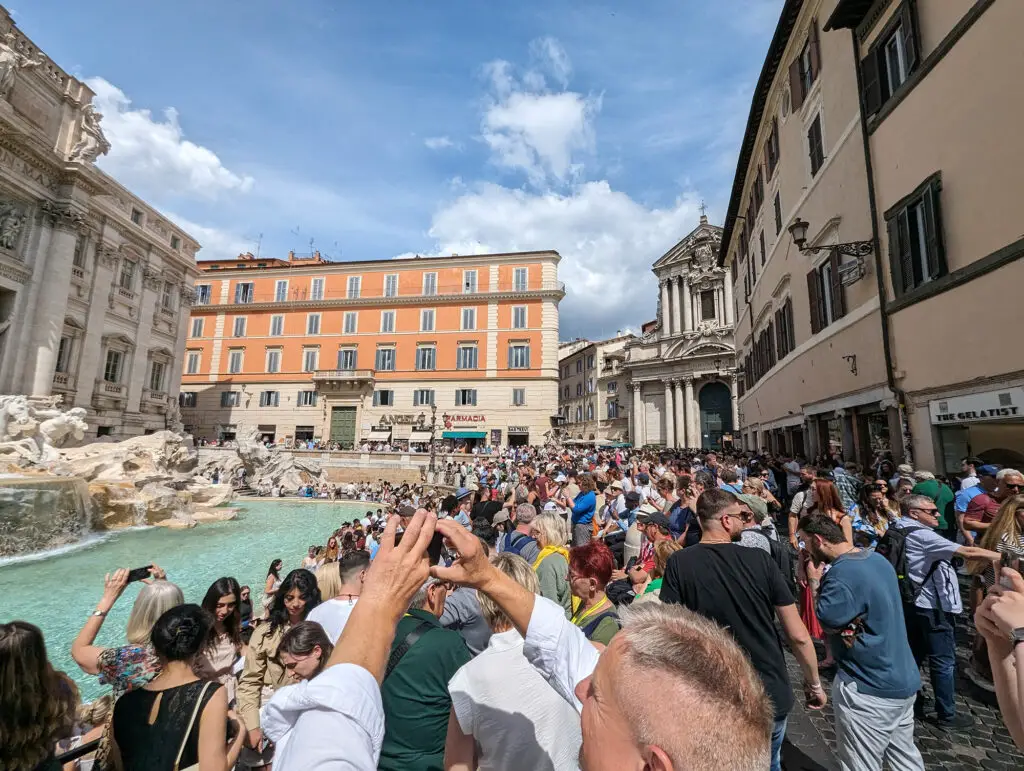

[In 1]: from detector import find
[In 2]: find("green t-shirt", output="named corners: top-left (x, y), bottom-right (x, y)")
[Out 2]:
top-left (379, 609), bottom-right (472, 771)
top-left (912, 479), bottom-right (954, 530)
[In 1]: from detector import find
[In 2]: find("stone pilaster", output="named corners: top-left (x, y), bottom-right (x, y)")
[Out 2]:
top-left (674, 379), bottom-right (686, 449)
top-left (670, 277), bottom-right (682, 337)
top-left (663, 379), bottom-right (675, 448)
top-left (74, 242), bottom-right (117, 409)
top-left (26, 200), bottom-right (86, 396)
top-left (684, 376), bottom-right (697, 448)
top-left (631, 382), bottom-right (644, 447)
top-left (682, 273), bottom-right (693, 332)
top-left (125, 259), bottom-right (159, 412)
top-left (724, 273), bottom-right (734, 326)
top-left (659, 280), bottom-right (670, 336)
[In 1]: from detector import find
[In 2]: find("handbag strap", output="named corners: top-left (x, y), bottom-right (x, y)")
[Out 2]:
top-left (384, 621), bottom-right (434, 681)
top-left (173, 681), bottom-right (213, 771)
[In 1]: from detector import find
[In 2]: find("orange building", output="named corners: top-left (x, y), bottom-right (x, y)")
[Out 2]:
top-left (179, 250), bottom-right (564, 448)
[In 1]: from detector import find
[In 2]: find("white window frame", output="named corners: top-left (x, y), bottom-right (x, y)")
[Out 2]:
top-left (373, 389), bottom-right (395, 407)
top-left (414, 388), bottom-right (435, 406)
top-left (259, 391), bottom-right (280, 408)
top-left (270, 315), bottom-right (284, 336)
top-left (191, 317), bottom-right (204, 338)
top-left (233, 316), bottom-right (246, 337)
top-left (179, 391), bottom-right (197, 408)
top-left (415, 345), bottom-right (436, 371)
top-left (420, 308), bottom-right (435, 332)
top-left (456, 345), bottom-right (478, 370)
top-left (343, 311), bottom-right (358, 334)
top-left (265, 349), bottom-right (281, 373)
top-left (455, 388), bottom-right (478, 407)
top-left (235, 282), bottom-right (254, 304)
top-left (186, 351), bottom-right (201, 375)
top-left (422, 272), bottom-right (438, 296)
top-left (161, 282), bottom-right (174, 310)
top-left (375, 347), bottom-right (396, 371)
top-left (148, 360), bottom-right (165, 392)
top-left (302, 348), bottom-right (319, 373)
top-left (297, 390), bottom-right (318, 407)
top-left (118, 260), bottom-right (136, 291)
top-left (274, 279), bottom-right (289, 302)
top-left (306, 313), bottom-right (321, 335)
top-left (337, 347), bottom-right (357, 370)
top-left (512, 305), bottom-right (527, 329)
top-left (228, 349), bottom-right (244, 374)
top-left (461, 307), bottom-right (476, 330)
top-left (221, 391), bottom-right (241, 408)
top-left (380, 310), bottom-right (395, 333)
top-left (194, 284), bottom-right (211, 304)
top-left (384, 273), bottom-right (399, 297)
top-left (508, 343), bottom-right (530, 369)
top-left (512, 387), bottom-right (526, 406)
top-left (883, 24), bottom-right (908, 95)
top-left (310, 277), bottom-right (325, 301)
top-left (463, 269), bottom-right (478, 294)
top-left (513, 267), bottom-right (528, 291)
top-left (347, 275), bottom-right (362, 299)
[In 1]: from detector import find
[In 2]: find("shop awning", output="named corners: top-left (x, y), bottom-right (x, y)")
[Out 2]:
top-left (409, 430), bottom-right (432, 443)
top-left (365, 429), bottom-right (392, 440)
top-left (442, 430), bottom-right (487, 439)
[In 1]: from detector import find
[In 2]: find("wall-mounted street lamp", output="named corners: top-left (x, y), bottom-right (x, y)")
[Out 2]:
top-left (787, 218), bottom-right (873, 258)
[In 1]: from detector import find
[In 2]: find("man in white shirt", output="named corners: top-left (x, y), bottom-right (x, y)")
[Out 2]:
top-left (306, 550), bottom-right (369, 643)
top-left (274, 508), bottom-right (775, 770)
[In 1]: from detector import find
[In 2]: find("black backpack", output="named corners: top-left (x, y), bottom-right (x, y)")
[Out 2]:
top-left (760, 526), bottom-right (796, 594)
top-left (876, 524), bottom-right (941, 605)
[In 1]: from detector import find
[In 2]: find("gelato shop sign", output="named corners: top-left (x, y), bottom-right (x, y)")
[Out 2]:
top-left (929, 387), bottom-right (1024, 425)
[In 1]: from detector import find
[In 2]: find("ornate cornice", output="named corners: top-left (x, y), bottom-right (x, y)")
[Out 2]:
top-left (199, 287), bottom-right (566, 314)
top-left (142, 264), bottom-right (163, 291)
top-left (0, 137), bottom-right (60, 193)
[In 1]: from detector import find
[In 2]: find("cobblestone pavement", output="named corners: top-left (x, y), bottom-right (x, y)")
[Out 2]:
top-left (781, 613), bottom-right (1024, 770)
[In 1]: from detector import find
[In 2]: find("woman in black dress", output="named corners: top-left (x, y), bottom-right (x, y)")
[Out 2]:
top-left (110, 604), bottom-right (246, 770)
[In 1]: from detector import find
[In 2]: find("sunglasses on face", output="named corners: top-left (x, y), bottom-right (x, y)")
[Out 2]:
top-left (1004, 483), bottom-right (1024, 491)
top-left (912, 506), bottom-right (939, 515)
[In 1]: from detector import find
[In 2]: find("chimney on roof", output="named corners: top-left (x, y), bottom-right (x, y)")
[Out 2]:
top-left (314, 250), bottom-right (321, 260)
top-left (288, 250), bottom-right (296, 261)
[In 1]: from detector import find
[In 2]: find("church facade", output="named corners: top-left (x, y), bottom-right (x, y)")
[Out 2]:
top-left (624, 215), bottom-right (739, 449)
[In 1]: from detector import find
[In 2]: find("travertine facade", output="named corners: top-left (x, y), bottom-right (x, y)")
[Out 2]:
top-left (0, 8), bottom-right (201, 437)
top-left (557, 333), bottom-right (635, 443)
top-left (624, 216), bottom-right (738, 449)
top-left (720, 0), bottom-right (1024, 472)
top-left (180, 251), bottom-right (563, 448)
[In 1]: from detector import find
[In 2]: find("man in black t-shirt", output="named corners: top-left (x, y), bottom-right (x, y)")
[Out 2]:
top-left (470, 486), bottom-right (504, 523)
top-left (660, 488), bottom-right (825, 771)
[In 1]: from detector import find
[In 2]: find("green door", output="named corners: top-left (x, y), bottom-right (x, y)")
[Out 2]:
top-left (330, 406), bottom-right (357, 448)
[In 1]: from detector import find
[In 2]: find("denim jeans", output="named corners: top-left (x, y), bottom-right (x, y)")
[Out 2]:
top-left (905, 604), bottom-right (957, 720)
top-left (770, 716), bottom-right (788, 771)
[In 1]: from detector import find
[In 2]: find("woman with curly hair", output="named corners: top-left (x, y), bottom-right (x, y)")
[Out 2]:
top-left (236, 568), bottom-right (320, 767)
top-left (0, 621), bottom-right (77, 771)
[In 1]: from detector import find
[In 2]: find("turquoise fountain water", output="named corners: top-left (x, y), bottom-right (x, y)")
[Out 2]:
top-left (0, 499), bottom-right (376, 700)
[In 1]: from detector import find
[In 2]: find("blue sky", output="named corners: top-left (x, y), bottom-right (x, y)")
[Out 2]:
top-left (16, 0), bottom-right (780, 338)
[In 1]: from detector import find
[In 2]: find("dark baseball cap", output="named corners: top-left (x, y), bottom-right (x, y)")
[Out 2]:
top-left (624, 491), bottom-right (642, 506)
top-left (642, 512), bottom-right (671, 530)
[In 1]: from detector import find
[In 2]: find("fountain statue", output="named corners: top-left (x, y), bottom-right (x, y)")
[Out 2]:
top-left (0, 395), bottom-right (236, 558)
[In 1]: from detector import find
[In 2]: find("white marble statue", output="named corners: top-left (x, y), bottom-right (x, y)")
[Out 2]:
top-left (0, 32), bottom-right (42, 100)
top-left (69, 103), bottom-right (111, 163)
top-left (0, 202), bottom-right (25, 250)
top-left (0, 395), bottom-right (89, 464)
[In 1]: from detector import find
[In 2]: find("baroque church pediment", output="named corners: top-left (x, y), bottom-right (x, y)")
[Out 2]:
top-left (651, 220), bottom-right (724, 272)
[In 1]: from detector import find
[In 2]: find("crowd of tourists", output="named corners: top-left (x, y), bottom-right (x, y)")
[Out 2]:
top-left (3, 444), bottom-right (1024, 771)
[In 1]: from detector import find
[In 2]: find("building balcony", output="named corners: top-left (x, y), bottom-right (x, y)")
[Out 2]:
top-left (52, 371), bottom-right (76, 394)
top-left (141, 388), bottom-right (170, 413)
top-left (312, 369), bottom-right (375, 390)
top-left (93, 380), bottom-right (127, 409)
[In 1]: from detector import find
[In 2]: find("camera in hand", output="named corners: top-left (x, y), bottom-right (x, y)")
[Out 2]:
top-left (126, 565), bottom-right (154, 583)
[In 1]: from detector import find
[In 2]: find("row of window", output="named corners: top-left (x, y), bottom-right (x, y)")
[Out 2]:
top-left (214, 267), bottom-right (533, 306)
top-left (743, 297), bottom-right (796, 391)
top-left (97, 348), bottom-right (167, 392)
top-left (191, 386), bottom-right (529, 410)
top-left (561, 378), bottom-right (620, 400)
top-left (186, 342), bottom-right (532, 375)
top-left (190, 306), bottom-right (530, 339)
top-left (561, 401), bottom-right (619, 422)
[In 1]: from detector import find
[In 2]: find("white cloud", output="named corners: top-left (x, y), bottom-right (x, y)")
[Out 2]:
top-left (480, 41), bottom-right (601, 186)
top-left (86, 77), bottom-right (254, 200)
top-left (164, 212), bottom-right (253, 261)
top-left (421, 181), bottom-right (703, 337)
top-left (424, 136), bottom-right (457, 150)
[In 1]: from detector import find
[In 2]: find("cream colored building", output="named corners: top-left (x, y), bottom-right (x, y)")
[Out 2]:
top-left (624, 216), bottom-right (739, 449)
top-left (557, 332), bottom-right (635, 443)
top-left (180, 251), bottom-right (563, 449)
top-left (720, 0), bottom-right (1023, 471)
top-left (0, 8), bottom-right (201, 437)
top-left (825, 0), bottom-right (1024, 471)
